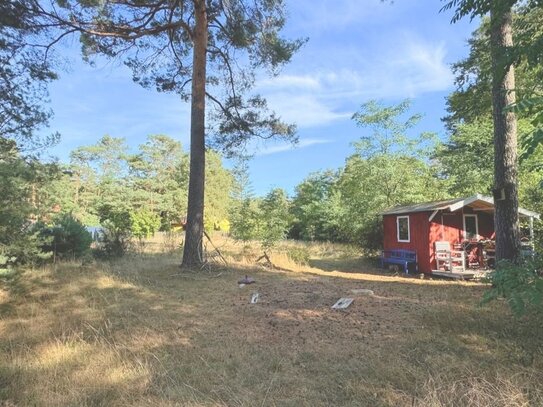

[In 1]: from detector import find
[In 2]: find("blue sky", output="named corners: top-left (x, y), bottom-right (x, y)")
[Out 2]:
top-left (45, 0), bottom-right (478, 195)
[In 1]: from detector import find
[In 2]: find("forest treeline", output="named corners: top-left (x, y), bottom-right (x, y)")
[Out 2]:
top-left (1, 6), bottom-right (543, 267)
top-left (3, 94), bottom-right (542, 258)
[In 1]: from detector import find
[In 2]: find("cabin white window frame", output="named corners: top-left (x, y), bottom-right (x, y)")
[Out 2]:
top-left (462, 214), bottom-right (479, 240)
top-left (397, 215), bottom-right (410, 242)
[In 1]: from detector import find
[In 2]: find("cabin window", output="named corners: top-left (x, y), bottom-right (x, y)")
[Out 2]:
top-left (463, 214), bottom-right (478, 240)
top-left (397, 216), bottom-right (410, 242)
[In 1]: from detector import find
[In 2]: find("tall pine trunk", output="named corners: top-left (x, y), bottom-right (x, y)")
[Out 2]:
top-left (182, 0), bottom-right (208, 268)
top-left (490, 4), bottom-right (521, 263)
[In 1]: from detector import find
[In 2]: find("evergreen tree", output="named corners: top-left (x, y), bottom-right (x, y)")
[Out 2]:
top-left (0, 0), bottom-right (58, 148)
top-left (205, 150), bottom-right (233, 231)
top-left (229, 160), bottom-right (260, 242)
top-left (128, 135), bottom-right (189, 230)
top-left (0, 138), bottom-right (55, 266)
top-left (260, 188), bottom-right (290, 250)
top-left (34, 0), bottom-right (303, 268)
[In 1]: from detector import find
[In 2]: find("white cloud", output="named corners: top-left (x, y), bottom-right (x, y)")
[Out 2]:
top-left (265, 92), bottom-right (351, 127)
top-left (259, 75), bottom-right (321, 90)
top-left (255, 138), bottom-right (332, 156)
top-left (257, 36), bottom-right (454, 128)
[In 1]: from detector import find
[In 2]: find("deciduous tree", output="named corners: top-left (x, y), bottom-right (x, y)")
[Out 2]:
top-left (338, 100), bottom-right (443, 247)
top-left (290, 171), bottom-right (343, 242)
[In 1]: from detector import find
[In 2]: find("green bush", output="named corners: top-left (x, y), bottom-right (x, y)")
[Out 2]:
top-left (40, 214), bottom-right (93, 260)
top-left (0, 227), bottom-right (52, 270)
top-left (230, 199), bottom-right (262, 242)
top-left (287, 247), bottom-right (310, 265)
top-left (131, 209), bottom-right (161, 240)
top-left (96, 204), bottom-right (133, 258)
top-left (482, 256), bottom-right (543, 316)
top-left (260, 189), bottom-right (291, 250)
top-left (0, 254), bottom-right (13, 273)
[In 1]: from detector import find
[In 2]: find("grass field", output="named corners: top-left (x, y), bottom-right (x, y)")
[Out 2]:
top-left (1, 237), bottom-right (542, 406)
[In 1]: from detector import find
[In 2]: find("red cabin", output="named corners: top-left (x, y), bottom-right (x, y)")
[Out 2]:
top-left (382, 194), bottom-right (540, 276)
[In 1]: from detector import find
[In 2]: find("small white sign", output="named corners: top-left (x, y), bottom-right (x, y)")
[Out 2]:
top-left (332, 298), bottom-right (354, 309)
top-left (250, 293), bottom-right (260, 304)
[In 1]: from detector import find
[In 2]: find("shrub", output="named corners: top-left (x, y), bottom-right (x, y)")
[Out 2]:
top-left (96, 204), bottom-right (133, 258)
top-left (482, 256), bottom-right (543, 316)
top-left (0, 254), bottom-right (13, 273)
top-left (359, 215), bottom-right (384, 250)
top-left (260, 189), bottom-right (290, 250)
top-left (287, 247), bottom-right (310, 265)
top-left (131, 209), bottom-right (161, 241)
top-left (0, 227), bottom-right (52, 270)
top-left (40, 214), bottom-right (93, 260)
top-left (230, 199), bottom-right (262, 242)
top-left (215, 219), bottom-right (230, 232)
top-left (130, 209), bottom-right (161, 253)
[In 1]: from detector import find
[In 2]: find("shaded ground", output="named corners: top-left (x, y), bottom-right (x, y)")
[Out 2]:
top-left (308, 255), bottom-right (384, 275)
top-left (1, 252), bottom-right (542, 406)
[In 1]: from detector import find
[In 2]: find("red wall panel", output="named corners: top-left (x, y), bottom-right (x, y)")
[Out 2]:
top-left (383, 213), bottom-right (431, 273)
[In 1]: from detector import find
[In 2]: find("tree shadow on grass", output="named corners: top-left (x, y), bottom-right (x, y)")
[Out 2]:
top-left (0, 254), bottom-right (542, 406)
top-left (308, 255), bottom-right (385, 274)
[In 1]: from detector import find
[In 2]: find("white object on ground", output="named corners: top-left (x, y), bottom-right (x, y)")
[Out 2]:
top-left (332, 298), bottom-right (354, 309)
top-left (250, 293), bottom-right (260, 304)
top-left (239, 283), bottom-right (246, 288)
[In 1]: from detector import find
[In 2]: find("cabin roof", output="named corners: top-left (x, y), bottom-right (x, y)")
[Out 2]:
top-left (382, 194), bottom-right (540, 219)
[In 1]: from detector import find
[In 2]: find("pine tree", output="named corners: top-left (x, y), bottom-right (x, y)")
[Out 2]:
top-left (33, 0), bottom-right (303, 268)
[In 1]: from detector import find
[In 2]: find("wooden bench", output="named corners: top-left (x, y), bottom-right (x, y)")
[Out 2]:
top-left (381, 249), bottom-right (418, 274)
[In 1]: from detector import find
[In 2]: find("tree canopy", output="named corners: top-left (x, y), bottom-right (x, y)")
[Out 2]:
top-left (0, 0), bottom-right (58, 149)
top-left (28, 0), bottom-right (303, 267)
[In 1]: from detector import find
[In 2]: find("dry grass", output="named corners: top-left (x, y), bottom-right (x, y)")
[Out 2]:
top-left (1, 238), bottom-right (542, 406)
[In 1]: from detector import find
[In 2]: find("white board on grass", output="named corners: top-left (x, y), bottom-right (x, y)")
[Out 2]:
top-left (332, 298), bottom-right (353, 309)
top-left (250, 293), bottom-right (260, 304)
